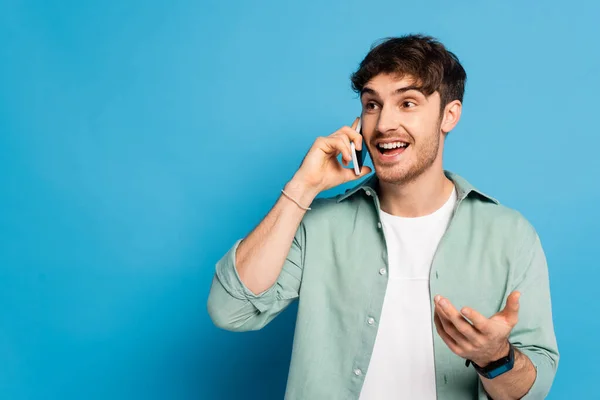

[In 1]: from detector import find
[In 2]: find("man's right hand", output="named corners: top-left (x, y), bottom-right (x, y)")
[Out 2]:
top-left (289, 117), bottom-right (372, 197)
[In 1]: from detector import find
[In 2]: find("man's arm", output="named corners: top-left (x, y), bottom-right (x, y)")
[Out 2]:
top-left (207, 118), bottom-right (370, 332)
top-left (434, 218), bottom-right (559, 399)
top-left (481, 222), bottom-right (559, 399)
top-left (206, 179), bottom-right (316, 332)
top-left (234, 180), bottom-right (317, 296)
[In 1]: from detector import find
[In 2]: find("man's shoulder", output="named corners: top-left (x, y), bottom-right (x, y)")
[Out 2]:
top-left (466, 193), bottom-right (540, 245)
top-left (449, 169), bottom-right (537, 239)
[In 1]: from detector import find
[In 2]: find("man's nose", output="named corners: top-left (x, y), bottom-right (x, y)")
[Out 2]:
top-left (376, 105), bottom-right (401, 134)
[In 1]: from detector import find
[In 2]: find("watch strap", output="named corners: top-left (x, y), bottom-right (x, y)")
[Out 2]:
top-left (465, 343), bottom-right (515, 379)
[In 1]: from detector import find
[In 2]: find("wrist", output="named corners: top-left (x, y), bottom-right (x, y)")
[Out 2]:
top-left (473, 341), bottom-right (511, 368)
top-left (467, 342), bottom-right (515, 380)
top-left (284, 178), bottom-right (319, 208)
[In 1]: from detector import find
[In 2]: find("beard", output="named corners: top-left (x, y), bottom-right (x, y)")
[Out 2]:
top-left (371, 120), bottom-right (443, 186)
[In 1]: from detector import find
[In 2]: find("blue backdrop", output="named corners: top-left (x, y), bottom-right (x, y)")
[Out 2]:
top-left (1, 0), bottom-right (598, 398)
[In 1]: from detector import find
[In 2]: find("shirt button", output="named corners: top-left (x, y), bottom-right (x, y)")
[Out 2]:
top-left (354, 368), bottom-right (362, 376)
top-left (367, 317), bottom-right (375, 325)
top-left (379, 268), bottom-right (386, 275)
top-left (366, 191), bottom-right (372, 196)
top-left (377, 222), bottom-right (382, 229)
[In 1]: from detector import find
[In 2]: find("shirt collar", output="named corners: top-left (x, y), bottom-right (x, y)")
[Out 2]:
top-left (335, 170), bottom-right (499, 204)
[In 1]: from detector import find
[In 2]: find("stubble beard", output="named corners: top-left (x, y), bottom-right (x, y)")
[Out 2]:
top-left (374, 121), bottom-right (443, 186)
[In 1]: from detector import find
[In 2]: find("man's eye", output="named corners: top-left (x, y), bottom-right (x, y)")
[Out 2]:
top-left (366, 102), bottom-right (378, 110)
top-left (403, 101), bottom-right (416, 108)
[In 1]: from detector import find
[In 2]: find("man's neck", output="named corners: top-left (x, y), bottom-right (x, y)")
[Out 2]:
top-left (377, 167), bottom-right (455, 218)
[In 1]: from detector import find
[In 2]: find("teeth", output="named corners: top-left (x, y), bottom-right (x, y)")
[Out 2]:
top-left (378, 142), bottom-right (408, 149)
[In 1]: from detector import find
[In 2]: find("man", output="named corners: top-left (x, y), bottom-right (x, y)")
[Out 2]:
top-left (207, 34), bottom-right (559, 399)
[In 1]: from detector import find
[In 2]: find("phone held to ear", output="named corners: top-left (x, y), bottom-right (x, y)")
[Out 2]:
top-left (350, 117), bottom-right (365, 176)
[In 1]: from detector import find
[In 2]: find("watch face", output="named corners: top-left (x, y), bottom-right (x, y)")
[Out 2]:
top-left (485, 363), bottom-right (513, 379)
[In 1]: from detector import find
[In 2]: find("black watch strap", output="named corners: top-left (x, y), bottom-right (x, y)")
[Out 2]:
top-left (465, 343), bottom-right (515, 379)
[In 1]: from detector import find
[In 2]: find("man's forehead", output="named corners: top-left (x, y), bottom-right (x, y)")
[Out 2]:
top-left (366, 72), bottom-right (421, 86)
top-left (361, 76), bottom-right (428, 97)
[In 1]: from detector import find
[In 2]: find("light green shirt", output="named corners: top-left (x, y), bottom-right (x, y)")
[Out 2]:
top-left (207, 171), bottom-right (559, 399)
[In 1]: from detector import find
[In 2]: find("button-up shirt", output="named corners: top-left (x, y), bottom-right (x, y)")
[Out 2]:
top-left (207, 170), bottom-right (559, 399)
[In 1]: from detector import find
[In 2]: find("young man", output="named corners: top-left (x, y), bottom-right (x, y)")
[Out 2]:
top-left (207, 34), bottom-right (559, 399)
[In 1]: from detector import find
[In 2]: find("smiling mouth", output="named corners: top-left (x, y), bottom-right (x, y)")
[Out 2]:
top-left (376, 141), bottom-right (409, 157)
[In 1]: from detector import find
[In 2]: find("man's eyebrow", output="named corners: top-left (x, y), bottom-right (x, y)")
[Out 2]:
top-left (360, 85), bottom-right (425, 98)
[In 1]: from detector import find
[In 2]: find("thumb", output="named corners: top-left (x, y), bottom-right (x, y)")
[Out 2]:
top-left (496, 291), bottom-right (520, 326)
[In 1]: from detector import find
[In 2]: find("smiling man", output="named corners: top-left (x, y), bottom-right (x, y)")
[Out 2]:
top-left (207, 34), bottom-right (559, 399)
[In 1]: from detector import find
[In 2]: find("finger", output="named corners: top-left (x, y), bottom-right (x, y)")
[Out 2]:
top-left (332, 134), bottom-right (353, 164)
top-left (435, 297), bottom-right (479, 343)
top-left (436, 297), bottom-right (479, 340)
top-left (335, 136), bottom-right (353, 164)
top-left (434, 313), bottom-right (463, 355)
top-left (434, 304), bottom-right (469, 345)
top-left (319, 136), bottom-right (352, 163)
top-left (350, 116), bottom-right (360, 130)
top-left (460, 307), bottom-right (490, 334)
top-left (339, 126), bottom-right (364, 151)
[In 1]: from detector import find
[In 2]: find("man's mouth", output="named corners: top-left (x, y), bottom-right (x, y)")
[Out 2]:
top-left (376, 141), bottom-right (409, 158)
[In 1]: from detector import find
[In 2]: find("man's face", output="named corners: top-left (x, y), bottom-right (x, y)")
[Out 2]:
top-left (360, 73), bottom-right (446, 185)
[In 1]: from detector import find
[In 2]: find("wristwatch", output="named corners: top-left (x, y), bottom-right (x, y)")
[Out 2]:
top-left (466, 343), bottom-right (515, 379)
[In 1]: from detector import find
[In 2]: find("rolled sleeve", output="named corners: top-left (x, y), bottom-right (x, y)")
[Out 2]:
top-left (214, 238), bottom-right (280, 313)
top-left (519, 347), bottom-right (558, 399)
top-left (207, 222), bottom-right (305, 332)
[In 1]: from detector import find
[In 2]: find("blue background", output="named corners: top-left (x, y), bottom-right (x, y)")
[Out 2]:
top-left (1, 0), bottom-right (598, 398)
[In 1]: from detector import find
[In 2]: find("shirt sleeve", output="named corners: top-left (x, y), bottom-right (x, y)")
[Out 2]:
top-left (511, 226), bottom-right (560, 399)
top-left (206, 221), bottom-right (305, 332)
top-left (480, 219), bottom-right (560, 399)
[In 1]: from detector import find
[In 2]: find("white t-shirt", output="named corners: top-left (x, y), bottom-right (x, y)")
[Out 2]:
top-left (359, 186), bottom-right (457, 399)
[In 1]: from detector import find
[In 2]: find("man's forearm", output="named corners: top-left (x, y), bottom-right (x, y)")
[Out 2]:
top-left (235, 178), bottom-right (318, 295)
top-left (480, 348), bottom-right (536, 400)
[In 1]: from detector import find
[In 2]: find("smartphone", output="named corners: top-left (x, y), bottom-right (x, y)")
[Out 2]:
top-left (350, 117), bottom-right (365, 175)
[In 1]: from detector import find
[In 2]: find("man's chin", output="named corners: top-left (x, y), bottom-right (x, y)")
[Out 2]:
top-left (374, 164), bottom-right (424, 185)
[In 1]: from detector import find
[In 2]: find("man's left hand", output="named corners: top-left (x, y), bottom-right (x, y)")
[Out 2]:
top-left (433, 291), bottom-right (521, 367)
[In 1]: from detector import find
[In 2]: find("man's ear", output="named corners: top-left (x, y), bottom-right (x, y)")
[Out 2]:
top-left (440, 100), bottom-right (462, 134)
